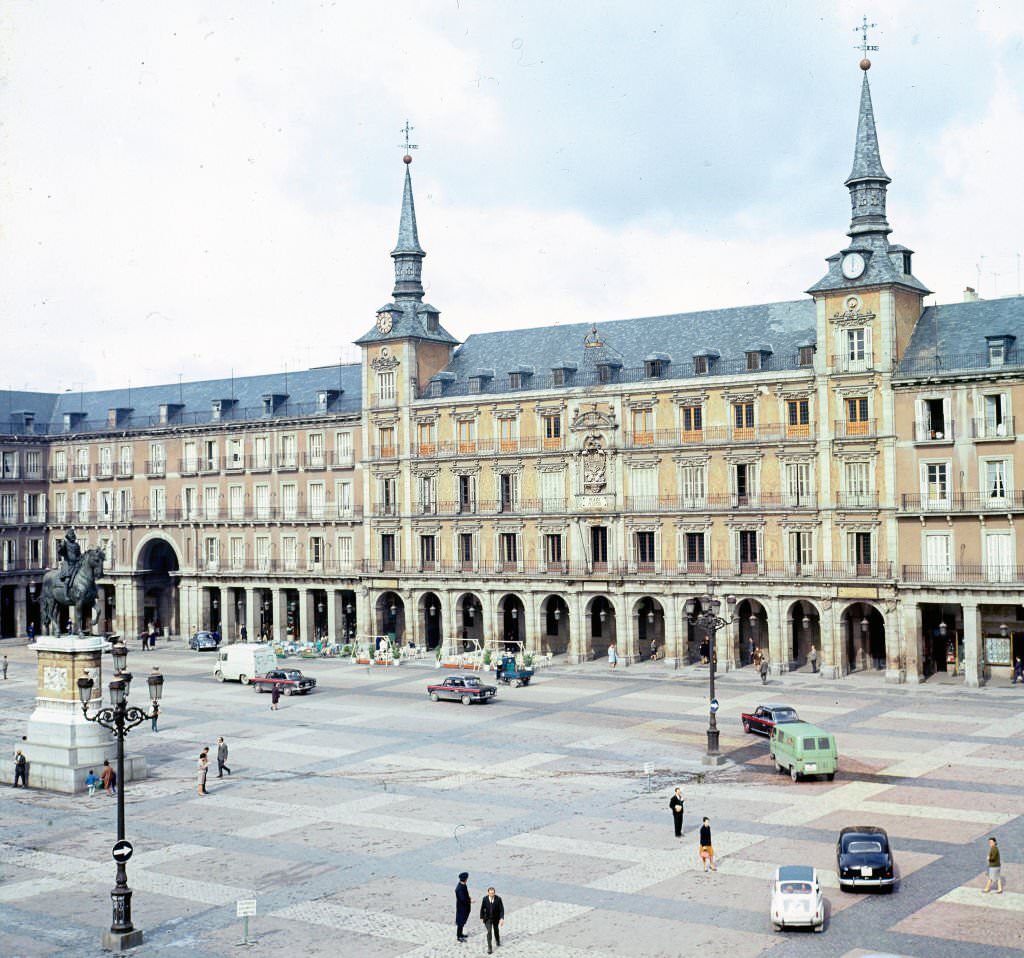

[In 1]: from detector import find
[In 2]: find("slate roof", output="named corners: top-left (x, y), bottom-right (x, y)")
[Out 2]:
top-left (425, 300), bottom-right (817, 398)
top-left (847, 73), bottom-right (890, 184)
top-left (0, 365), bottom-right (363, 436)
top-left (895, 295), bottom-right (1024, 378)
top-left (354, 299), bottom-right (461, 347)
top-left (392, 166), bottom-right (424, 255)
top-left (807, 243), bottom-right (932, 296)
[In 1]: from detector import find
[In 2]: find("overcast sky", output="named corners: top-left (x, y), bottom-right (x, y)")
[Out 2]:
top-left (2, 1), bottom-right (1022, 390)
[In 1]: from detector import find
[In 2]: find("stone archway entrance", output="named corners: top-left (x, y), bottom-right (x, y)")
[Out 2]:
top-left (634, 596), bottom-right (665, 660)
top-left (137, 537), bottom-right (180, 636)
top-left (788, 600), bottom-right (821, 670)
top-left (540, 594), bottom-right (570, 655)
top-left (376, 591), bottom-right (405, 645)
top-left (456, 593), bottom-right (484, 650)
top-left (586, 596), bottom-right (617, 660)
top-left (498, 594), bottom-right (525, 651)
top-left (843, 602), bottom-right (886, 672)
top-left (736, 598), bottom-right (768, 667)
top-left (419, 592), bottom-right (443, 650)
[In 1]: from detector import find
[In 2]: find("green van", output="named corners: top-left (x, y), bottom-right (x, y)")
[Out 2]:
top-left (769, 722), bottom-right (838, 782)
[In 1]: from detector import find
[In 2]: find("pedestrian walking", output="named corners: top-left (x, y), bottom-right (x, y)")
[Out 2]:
top-left (983, 837), bottom-right (1003, 893)
top-left (699, 817), bottom-right (716, 872)
top-left (759, 657), bottom-right (769, 684)
top-left (240, 625), bottom-right (247, 642)
top-left (12, 749), bottom-right (28, 787)
top-left (809, 644), bottom-right (818, 673)
top-left (1013, 656), bottom-right (1023, 684)
top-left (101, 759), bottom-right (116, 796)
top-left (479, 886), bottom-right (504, 953)
top-left (669, 786), bottom-right (685, 837)
top-left (608, 641), bottom-right (618, 669)
top-left (197, 751), bottom-right (209, 796)
top-left (85, 769), bottom-right (98, 796)
top-left (217, 737), bottom-right (231, 777)
top-left (270, 685), bottom-right (282, 710)
top-left (150, 668), bottom-right (161, 731)
top-left (2, 655), bottom-right (7, 679)
top-left (455, 871), bottom-right (472, 942)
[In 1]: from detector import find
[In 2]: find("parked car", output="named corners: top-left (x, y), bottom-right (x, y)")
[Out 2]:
top-left (427, 675), bottom-right (497, 705)
top-left (769, 865), bottom-right (824, 932)
top-left (251, 669), bottom-right (317, 695)
top-left (741, 703), bottom-right (799, 736)
top-left (770, 722), bottom-right (838, 781)
top-left (836, 826), bottom-right (895, 892)
top-left (189, 630), bottom-right (221, 651)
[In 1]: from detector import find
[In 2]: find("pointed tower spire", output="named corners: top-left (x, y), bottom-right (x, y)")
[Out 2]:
top-left (391, 127), bottom-right (425, 301)
top-left (844, 61), bottom-right (891, 242)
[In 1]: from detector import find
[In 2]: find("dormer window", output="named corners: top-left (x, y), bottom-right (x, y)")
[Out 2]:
top-left (694, 356), bottom-right (708, 375)
top-left (645, 360), bottom-right (663, 378)
top-left (902, 252), bottom-right (912, 274)
top-left (799, 345), bottom-right (815, 367)
top-left (509, 373), bottom-right (523, 389)
top-left (552, 369), bottom-right (565, 386)
top-left (746, 352), bottom-right (762, 371)
top-left (158, 403), bottom-right (183, 425)
top-left (989, 342), bottom-right (1005, 366)
top-left (550, 362), bottom-right (576, 387)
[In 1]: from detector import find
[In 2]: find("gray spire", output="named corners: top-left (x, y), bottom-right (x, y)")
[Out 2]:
top-left (844, 68), bottom-right (891, 242)
top-left (846, 72), bottom-right (890, 185)
top-left (391, 162), bottom-right (425, 300)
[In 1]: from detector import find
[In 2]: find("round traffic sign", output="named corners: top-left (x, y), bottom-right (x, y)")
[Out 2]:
top-left (112, 840), bottom-right (134, 863)
top-left (709, 698), bottom-right (720, 714)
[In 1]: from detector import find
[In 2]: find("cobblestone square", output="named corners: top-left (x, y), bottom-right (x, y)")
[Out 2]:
top-left (2, 645), bottom-right (1022, 957)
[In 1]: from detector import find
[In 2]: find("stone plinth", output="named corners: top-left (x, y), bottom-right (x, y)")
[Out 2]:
top-left (14, 633), bottom-right (147, 793)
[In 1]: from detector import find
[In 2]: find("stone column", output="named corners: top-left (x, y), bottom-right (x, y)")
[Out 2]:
top-left (718, 615), bottom-right (739, 672)
top-left (662, 598), bottom-right (681, 669)
top-left (326, 590), bottom-right (337, 644)
top-left (14, 587), bottom-right (27, 637)
top-left (899, 601), bottom-right (922, 684)
top-left (276, 589), bottom-right (290, 643)
top-left (298, 587), bottom-right (311, 643)
top-left (962, 601), bottom-right (984, 688)
top-left (818, 600), bottom-right (842, 679)
top-left (244, 588), bottom-right (257, 643)
top-left (568, 592), bottom-right (587, 664)
top-left (524, 591), bottom-right (539, 654)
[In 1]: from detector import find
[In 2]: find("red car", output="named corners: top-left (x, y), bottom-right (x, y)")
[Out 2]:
top-left (251, 669), bottom-right (317, 695)
top-left (741, 703), bottom-right (799, 736)
top-left (427, 675), bottom-right (497, 705)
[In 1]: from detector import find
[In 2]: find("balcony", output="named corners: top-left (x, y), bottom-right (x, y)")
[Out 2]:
top-left (901, 490), bottom-right (1024, 513)
top-left (369, 393), bottom-right (397, 409)
top-left (94, 464), bottom-right (115, 480)
top-left (275, 455), bottom-right (299, 472)
top-left (116, 463), bottom-right (134, 479)
top-left (178, 458), bottom-right (200, 476)
top-left (912, 421), bottom-right (955, 444)
top-left (372, 503), bottom-right (399, 517)
top-left (623, 493), bottom-right (816, 513)
top-left (370, 445), bottom-right (398, 460)
top-left (970, 417), bottom-right (1015, 441)
top-left (247, 455), bottom-right (273, 473)
top-left (836, 492), bottom-right (879, 509)
top-left (302, 452), bottom-right (327, 470)
top-left (70, 464), bottom-right (90, 481)
top-left (223, 455), bottom-right (246, 473)
top-left (828, 354), bottom-right (876, 374)
top-left (331, 450), bottom-right (355, 468)
top-left (901, 563), bottom-right (1024, 585)
top-left (834, 419), bottom-right (876, 439)
top-left (144, 460), bottom-right (166, 478)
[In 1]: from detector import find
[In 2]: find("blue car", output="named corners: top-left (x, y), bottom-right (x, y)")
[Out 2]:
top-left (189, 631), bottom-right (221, 651)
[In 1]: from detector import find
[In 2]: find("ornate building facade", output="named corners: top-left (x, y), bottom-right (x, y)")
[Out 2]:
top-left (1, 59), bottom-right (1021, 683)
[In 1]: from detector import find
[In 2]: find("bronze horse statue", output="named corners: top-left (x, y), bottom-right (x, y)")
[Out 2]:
top-left (40, 548), bottom-right (106, 636)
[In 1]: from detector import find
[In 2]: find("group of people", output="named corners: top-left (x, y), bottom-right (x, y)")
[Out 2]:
top-left (83, 760), bottom-right (116, 796)
top-left (139, 623), bottom-right (162, 651)
top-left (455, 873), bottom-right (504, 951)
top-left (669, 787), bottom-right (717, 871)
top-left (196, 738), bottom-right (231, 796)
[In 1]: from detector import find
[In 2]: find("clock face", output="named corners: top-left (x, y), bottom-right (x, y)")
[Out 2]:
top-left (376, 312), bottom-right (393, 334)
top-left (841, 252), bottom-right (866, 280)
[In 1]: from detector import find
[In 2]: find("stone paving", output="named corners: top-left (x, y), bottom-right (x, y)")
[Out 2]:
top-left (1, 641), bottom-right (1022, 957)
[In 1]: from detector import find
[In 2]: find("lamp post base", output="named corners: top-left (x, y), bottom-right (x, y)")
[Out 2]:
top-left (102, 929), bottom-right (144, 952)
top-left (701, 753), bottom-right (728, 766)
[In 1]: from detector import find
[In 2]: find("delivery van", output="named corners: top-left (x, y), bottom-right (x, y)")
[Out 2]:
top-left (214, 644), bottom-right (278, 685)
top-left (769, 722), bottom-right (838, 782)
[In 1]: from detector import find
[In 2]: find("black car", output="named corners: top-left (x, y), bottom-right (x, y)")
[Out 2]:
top-left (251, 669), bottom-right (317, 695)
top-left (189, 630), bottom-right (221, 651)
top-left (836, 826), bottom-right (895, 891)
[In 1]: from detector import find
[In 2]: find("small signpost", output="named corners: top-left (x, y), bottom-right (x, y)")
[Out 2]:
top-left (111, 840), bottom-right (133, 863)
top-left (236, 898), bottom-right (257, 947)
top-left (709, 698), bottom-right (720, 714)
top-left (644, 762), bottom-right (654, 792)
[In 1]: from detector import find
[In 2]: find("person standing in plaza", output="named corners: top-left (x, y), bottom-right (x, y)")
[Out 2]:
top-left (1013, 656), bottom-right (1023, 684)
top-left (270, 684), bottom-right (282, 711)
top-left (85, 769), bottom-right (98, 796)
top-left (608, 641), bottom-right (618, 669)
top-left (809, 644), bottom-right (818, 673)
top-left (240, 624), bottom-right (247, 642)
top-left (12, 749), bottom-right (28, 787)
top-left (479, 886), bottom-right (504, 953)
top-left (101, 759), bottom-right (115, 796)
top-left (197, 750), bottom-right (209, 796)
top-left (669, 786), bottom-right (685, 837)
top-left (150, 668), bottom-right (161, 731)
top-left (455, 871), bottom-right (472, 942)
top-left (759, 656), bottom-right (769, 684)
top-left (983, 837), bottom-right (1003, 893)
top-left (216, 737), bottom-right (231, 777)
top-left (2, 655), bottom-right (7, 679)
top-left (699, 817), bottom-right (716, 872)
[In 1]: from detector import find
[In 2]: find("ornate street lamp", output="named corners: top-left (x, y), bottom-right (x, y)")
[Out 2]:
top-left (77, 646), bottom-right (163, 950)
top-left (684, 594), bottom-right (737, 764)
top-left (553, 606), bottom-right (561, 621)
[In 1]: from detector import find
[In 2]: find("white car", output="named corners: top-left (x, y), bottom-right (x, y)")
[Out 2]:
top-left (769, 865), bottom-right (824, 932)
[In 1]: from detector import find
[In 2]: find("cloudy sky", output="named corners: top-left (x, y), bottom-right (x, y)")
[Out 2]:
top-left (1, 1), bottom-right (1022, 390)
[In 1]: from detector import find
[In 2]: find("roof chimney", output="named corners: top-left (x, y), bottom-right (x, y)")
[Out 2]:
top-left (963, 286), bottom-right (979, 302)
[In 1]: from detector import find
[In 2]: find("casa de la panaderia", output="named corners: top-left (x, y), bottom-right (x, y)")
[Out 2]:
top-left (1, 56), bottom-right (1021, 685)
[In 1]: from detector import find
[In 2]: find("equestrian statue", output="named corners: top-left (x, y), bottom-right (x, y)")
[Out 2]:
top-left (41, 528), bottom-right (106, 635)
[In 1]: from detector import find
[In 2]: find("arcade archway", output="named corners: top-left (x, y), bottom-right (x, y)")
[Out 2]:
top-left (137, 537), bottom-right (180, 636)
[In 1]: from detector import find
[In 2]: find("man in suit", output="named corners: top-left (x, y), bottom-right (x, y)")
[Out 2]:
top-left (455, 871), bottom-right (472, 942)
top-left (479, 886), bottom-right (504, 953)
top-left (669, 786), bottom-right (685, 837)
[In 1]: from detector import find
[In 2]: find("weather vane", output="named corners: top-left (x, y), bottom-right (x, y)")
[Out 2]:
top-left (399, 120), bottom-right (418, 164)
top-left (854, 15), bottom-right (879, 60)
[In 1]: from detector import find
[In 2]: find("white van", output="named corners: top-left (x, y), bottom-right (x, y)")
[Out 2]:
top-left (214, 644), bottom-right (278, 685)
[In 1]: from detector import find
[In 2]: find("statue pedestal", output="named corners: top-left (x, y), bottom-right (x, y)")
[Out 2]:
top-left (12, 634), bottom-right (146, 793)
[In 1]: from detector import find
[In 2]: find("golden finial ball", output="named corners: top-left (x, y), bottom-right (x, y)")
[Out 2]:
top-left (860, 58), bottom-right (871, 71)
top-left (403, 154), bottom-right (413, 164)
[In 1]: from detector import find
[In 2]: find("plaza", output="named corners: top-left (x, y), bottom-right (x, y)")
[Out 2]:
top-left (1, 642), bottom-right (1021, 958)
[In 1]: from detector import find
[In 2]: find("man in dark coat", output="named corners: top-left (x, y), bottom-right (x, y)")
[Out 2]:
top-left (455, 872), bottom-right (472, 942)
top-left (669, 786), bottom-right (685, 837)
top-left (479, 886), bottom-right (504, 953)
